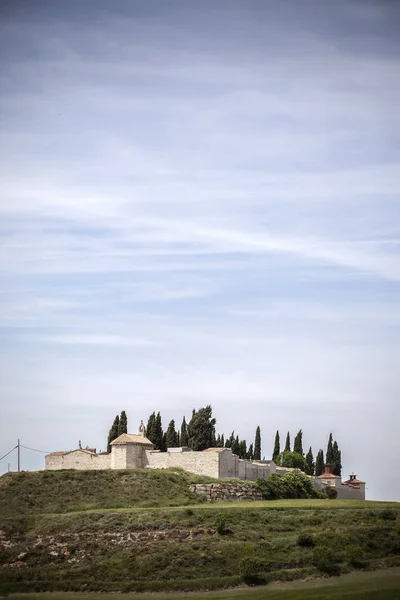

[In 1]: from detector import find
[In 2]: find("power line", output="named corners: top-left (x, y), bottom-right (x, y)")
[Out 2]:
top-left (0, 446), bottom-right (17, 462)
top-left (20, 444), bottom-right (51, 454)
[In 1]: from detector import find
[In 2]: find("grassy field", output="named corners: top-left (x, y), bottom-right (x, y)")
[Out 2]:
top-left (6, 568), bottom-right (400, 599)
top-left (1, 470), bottom-right (399, 594)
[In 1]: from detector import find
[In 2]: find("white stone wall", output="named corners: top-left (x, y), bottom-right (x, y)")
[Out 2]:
top-left (145, 449), bottom-right (220, 478)
top-left (45, 450), bottom-right (111, 471)
top-left (337, 483), bottom-right (365, 501)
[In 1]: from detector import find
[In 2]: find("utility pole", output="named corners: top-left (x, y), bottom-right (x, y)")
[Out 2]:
top-left (17, 438), bottom-right (20, 473)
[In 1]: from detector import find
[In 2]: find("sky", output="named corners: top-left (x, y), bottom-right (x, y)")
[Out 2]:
top-left (0, 0), bottom-right (399, 501)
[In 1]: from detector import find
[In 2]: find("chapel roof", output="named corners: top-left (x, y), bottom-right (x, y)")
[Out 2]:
top-left (110, 433), bottom-right (154, 446)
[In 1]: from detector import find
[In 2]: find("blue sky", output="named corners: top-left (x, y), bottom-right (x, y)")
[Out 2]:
top-left (0, 0), bottom-right (399, 500)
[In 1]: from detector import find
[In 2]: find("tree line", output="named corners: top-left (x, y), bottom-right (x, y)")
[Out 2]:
top-left (272, 429), bottom-right (342, 476)
top-left (106, 407), bottom-right (342, 476)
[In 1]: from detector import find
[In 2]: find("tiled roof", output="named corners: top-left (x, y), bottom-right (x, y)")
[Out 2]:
top-left (110, 433), bottom-right (154, 446)
top-left (318, 472), bottom-right (340, 479)
top-left (343, 478), bottom-right (365, 485)
top-left (46, 448), bottom-right (96, 457)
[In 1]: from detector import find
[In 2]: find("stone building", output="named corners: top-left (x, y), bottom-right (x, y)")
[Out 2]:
top-left (45, 423), bottom-right (365, 500)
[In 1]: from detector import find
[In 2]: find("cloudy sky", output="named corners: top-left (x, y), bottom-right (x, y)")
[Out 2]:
top-left (0, 0), bottom-right (399, 500)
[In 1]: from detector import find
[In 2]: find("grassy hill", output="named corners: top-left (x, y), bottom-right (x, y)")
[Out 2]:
top-left (0, 468), bottom-right (214, 516)
top-left (0, 469), bottom-right (399, 594)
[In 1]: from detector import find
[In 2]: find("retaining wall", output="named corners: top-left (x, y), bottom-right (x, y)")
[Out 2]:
top-left (189, 482), bottom-right (263, 502)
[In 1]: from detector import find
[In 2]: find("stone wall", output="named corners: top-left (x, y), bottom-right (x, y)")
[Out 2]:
top-left (145, 449), bottom-right (220, 478)
top-left (45, 450), bottom-right (111, 471)
top-left (189, 482), bottom-right (263, 502)
top-left (337, 483), bottom-right (365, 501)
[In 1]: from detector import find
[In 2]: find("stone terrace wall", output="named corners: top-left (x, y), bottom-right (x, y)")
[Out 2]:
top-left (189, 482), bottom-right (263, 502)
top-left (45, 450), bottom-right (111, 471)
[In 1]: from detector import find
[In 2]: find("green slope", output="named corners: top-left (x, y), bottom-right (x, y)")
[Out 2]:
top-left (0, 470), bottom-right (399, 594)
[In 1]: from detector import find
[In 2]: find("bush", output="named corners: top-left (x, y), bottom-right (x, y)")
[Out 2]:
top-left (312, 546), bottom-right (341, 576)
top-left (276, 451), bottom-right (308, 472)
top-left (239, 557), bottom-right (265, 586)
top-left (215, 513), bottom-right (228, 535)
top-left (256, 471), bottom-right (319, 500)
top-left (324, 487), bottom-right (338, 500)
top-left (346, 545), bottom-right (367, 568)
top-left (380, 509), bottom-right (397, 521)
top-left (297, 533), bottom-right (316, 548)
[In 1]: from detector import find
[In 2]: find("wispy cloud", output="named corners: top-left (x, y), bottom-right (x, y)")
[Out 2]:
top-left (0, 0), bottom-right (399, 500)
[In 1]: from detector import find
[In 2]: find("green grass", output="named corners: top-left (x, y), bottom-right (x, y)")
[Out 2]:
top-left (1, 470), bottom-right (399, 594)
top-left (6, 567), bottom-right (400, 599)
top-left (0, 468), bottom-right (216, 516)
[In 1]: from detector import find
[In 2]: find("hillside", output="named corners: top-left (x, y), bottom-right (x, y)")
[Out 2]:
top-left (1, 470), bottom-right (399, 594)
top-left (0, 468), bottom-right (215, 516)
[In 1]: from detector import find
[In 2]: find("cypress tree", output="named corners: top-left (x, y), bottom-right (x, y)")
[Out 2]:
top-left (154, 412), bottom-right (164, 451)
top-left (284, 431), bottom-right (291, 452)
top-left (293, 429), bottom-right (303, 456)
top-left (305, 446), bottom-right (315, 475)
top-left (177, 431), bottom-right (180, 447)
top-left (146, 412), bottom-right (156, 446)
top-left (332, 441), bottom-right (342, 476)
top-left (272, 430), bottom-right (280, 462)
top-left (180, 416), bottom-right (188, 447)
top-left (187, 405), bottom-right (216, 451)
top-left (220, 434), bottom-right (225, 448)
top-left (166, 419), bottom-right (178, 448)
top-left (254, 426), bottom-right (261, 460)
top-left (118, 411), bottom-right (128, 436)
top-left (107, 415), bottom-right (120, 453)
top-left (315, 449), bottom-right (325, 476)
top-left (239, 439), bottom-right (247, 459)
top-left (326, 433), bottom-right (334, 465)
top-left (231, 435), bottom-right (240, 456)
top-left (247, 443), bottom-right (254, 460)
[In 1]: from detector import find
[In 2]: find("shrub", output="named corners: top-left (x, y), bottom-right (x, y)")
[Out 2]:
top-left (346, 545), bottom-right (367, 568)
top-left (215, 513), bottom-right (228, 535)
top-left (297, 533), bottom-right (316, 548)
top-left (239, 557), bottom-right (265, 586)
top-left (256, 470), bottom-right (319, 500)
top-left (276, 451), bottom-right (308, 472)
top-left (324, 487), bottom-right (338, 500)
top-left (312, 546), bottom-right (341, 576)
top-left (380, 509), bottom-right (397, 521)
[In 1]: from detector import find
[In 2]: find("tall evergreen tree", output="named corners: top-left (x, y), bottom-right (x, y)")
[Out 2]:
top-left (239, 439), bottom-right (247, 459)
top-left (332, 441), bottom-right (342, 476)
top-left (220, 433), bottom-right (225, 448)
top-left (293, 429), bottom-right (303, 456)
top-left (254, 426), bottom-right (261, 460)
top-left (315, 449), bottom-right (325, 476)
top-left (247, 443), bottom-right (254, 460)
top-left (326, 433), bottom-right (334, 464)
top-left (166, 419), bottom-right (178, 448)
top-left (272, 430), bottom-right (280, 462)
top-left (155, 412), bottom-right (164, 451)
top-left (177, 431), bottom-right (180, 447)
top-left (180, 416), bottom-right (189, 447)
top-left (187, 405), bottom-right (216, 451)
top-left (146, 412), bottom-right (156, 444)
top-left (284, 431), bottom-right (291, 452)
top-left (107, 415), bottom-right (120, 453)
top-left (118, 411), bottom-right (128, 436)
top-left (231, 434), bottom-right (240, 456)
top-left (305, 446), bottom-right (315, 475)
